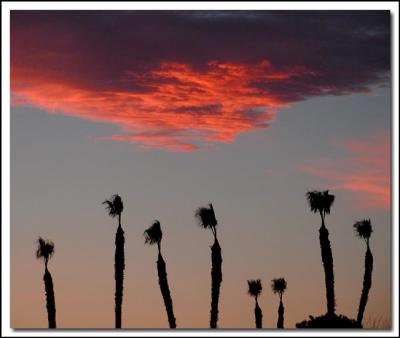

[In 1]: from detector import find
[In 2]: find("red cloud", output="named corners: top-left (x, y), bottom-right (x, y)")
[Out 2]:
top-left (298, 132), bottom-right (390, 209)
top-left (10, 11), bottom-right (389, 152)
top-left (11, 61), bottom-right (309, 151)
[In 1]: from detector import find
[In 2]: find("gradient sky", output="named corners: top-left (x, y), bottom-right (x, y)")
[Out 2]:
top-left (10, 10), bottom-right (391, 329)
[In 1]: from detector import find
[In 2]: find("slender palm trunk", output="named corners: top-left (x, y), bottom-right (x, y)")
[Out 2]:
top-left (255, 298), bottom-right (262, 329)
top-left (210, 237), bottom-right (222, 328)
top-left (44, 267), bottom-right (56, 328)
top-left (157, 248), bottom-right (176, 328)
top-left (115, 217), bottom-right (125, 329)
top-left (357, 243), bottom-right (373, 326)
top-left (277, 296), bottom-right (284, 328)
top-left (319, 217), bottom-right (335, 315)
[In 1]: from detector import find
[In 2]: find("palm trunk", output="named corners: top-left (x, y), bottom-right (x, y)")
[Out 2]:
top-left (357, 244), bottom-right (373, 326)
top-left (157, 252), bottom-right (176, 328)
top-left (115, 224), bottom-right (125, 328)
top-left (44, 268), bottom-right (56, 328)
top-left (210, 238), bottom-right (222, 328)
top-left (255, 299), bottom-right (262, 329)
top-left (319, 220), bottom-right (336, 315)
top-left (277, 298), bottom-right (284, 328)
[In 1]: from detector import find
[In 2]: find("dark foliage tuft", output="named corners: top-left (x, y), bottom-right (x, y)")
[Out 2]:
top-left (103, 194), bottom-right (124, 218)
top-left (36, 237), bottom-right (55, 262)
top-left (296, 313), bottom-right (361, 328)
top-left (271, 278), bottom-right (287, 296)
top-left (144, 220), bottom-right (163, 246)
top-left (247, 279), bottom-right (263, 298)
top-left (306, 190), bottom-right (335, 216)
top-left (195, 203), bottom-right (218, 229)
top-left (354, 219), bottom-right (373, 240)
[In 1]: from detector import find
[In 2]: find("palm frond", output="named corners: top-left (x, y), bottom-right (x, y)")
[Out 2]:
top-left (144, 220), bottom-right (163, 245)
top-left (306, 190), bottom-right (335, 214)
top-left (247, 279), bottom-right (262, 297)
top-left (112, 194), bottom-right (124, 215)
top-left (353, 219), bottom-right (373, 239)
top-left (195, 203), bottom-right (217, 229)
top-left (36, 237), bottom-right (46, 259)
top-left (322, 190), bottom-right (335, 215)
top-left (271, 278), bottom-right (287, 295)
top-left (306, 190), bottom-right (322, 213)
top-left (36, 237), bottom-right (55, 260)
top-left (103, 194), bottom-right (124, 218)
top-left (102, 200), bottom-right (116, 217)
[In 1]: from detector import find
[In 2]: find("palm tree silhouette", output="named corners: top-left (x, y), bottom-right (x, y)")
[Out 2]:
top-left (247, 279), bottom-right (263, 329)
top-left (271, 278), bottom-right (287, 328)
top-left (103, 194), bottom-right (125, 329)
top-left (144, 220), bottom-right (177, 328)
top-left (354, 219), bottom-right (373, 326)
top-left (36, 237), bottom-right (56, 328)
top-left (306, 190), bottom-right (336, 315)
top-left (195, 203), bottom-right (222, 328)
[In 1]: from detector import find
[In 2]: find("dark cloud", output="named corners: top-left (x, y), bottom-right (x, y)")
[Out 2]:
top-left (11, 10), bottom-right (390, 150)
top-left (11, 10), bottom-right (390, 93)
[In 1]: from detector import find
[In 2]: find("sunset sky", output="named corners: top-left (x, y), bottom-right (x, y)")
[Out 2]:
top-left (10, 10), bottom-right (391, 328)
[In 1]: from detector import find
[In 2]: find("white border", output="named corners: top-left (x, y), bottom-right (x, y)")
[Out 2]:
top-left (0, 1), bottom-right (399, 10)
top-left (2, 1), bottom-right (399, 337)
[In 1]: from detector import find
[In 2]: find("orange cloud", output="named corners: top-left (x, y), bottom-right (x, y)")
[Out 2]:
top-left (298, 132), bottom-right (390, 209)
top-left (11, 60), bottom-right (314, 151)
top-left (11, 10), bottom-right (390, 152)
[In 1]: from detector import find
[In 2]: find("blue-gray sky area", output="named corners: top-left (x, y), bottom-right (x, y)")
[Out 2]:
top-left (10, 10), bottom-right (391, 328)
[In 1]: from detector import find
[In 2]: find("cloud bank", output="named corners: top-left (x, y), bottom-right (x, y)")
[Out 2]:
top-left (11, 11), bottom-right (390, 151)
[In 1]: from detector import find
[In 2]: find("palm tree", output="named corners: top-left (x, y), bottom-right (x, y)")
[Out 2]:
top-left (354, 219), bottom-right (373, 326)
top-left (36, 237), bottom-right (56, 328)
top-left (247, 279), bottom-right (263, 328)
top-left (195, 203), bottom-right (222, 328)
top-left (306, 190), bottom-right (336, 315)
top-left (103, 194), bottom-right (125, 329)
top-left (271, 278), bottom-right (287, 328)
top-left (144, 220), bottom-right (176, 328)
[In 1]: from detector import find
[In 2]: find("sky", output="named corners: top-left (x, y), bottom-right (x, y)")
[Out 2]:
top-left (10, 10), bottom-right (391, 329)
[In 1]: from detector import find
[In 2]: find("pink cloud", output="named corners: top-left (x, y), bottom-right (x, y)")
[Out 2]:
top-left (298, 132), bottom-right (390, 209)
top-left (11, 61), bottom-right (300, 151)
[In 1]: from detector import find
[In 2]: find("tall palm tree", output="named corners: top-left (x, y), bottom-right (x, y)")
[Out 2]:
top-left (144, 220), bottom-right (176, 328)
top-left (247, 279), bottom-right (263, 329)
top-left (103, 194), bottom-right (125, 329)
top-left (36, 237), bottom-right (56, 328)
top-left (306, 190), bottom-right (336, 315)
top-left (195, 203), bottom-right (222, 328)
top-left (354, 219), bottom-right (373, 326)
top-left (271, 278), bottom-right (287, 328)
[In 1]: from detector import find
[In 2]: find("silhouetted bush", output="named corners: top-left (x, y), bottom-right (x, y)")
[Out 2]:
top-left (296, 313), bottom-right (361, 328)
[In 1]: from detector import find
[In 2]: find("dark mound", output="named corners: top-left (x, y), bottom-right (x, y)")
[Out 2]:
top-left (296, 313), bottom-right (361, 328)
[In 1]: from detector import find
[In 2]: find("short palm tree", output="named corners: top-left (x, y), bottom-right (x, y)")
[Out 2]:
top-left (195, 203), bottom-right (222, 328)
top-left (354, 219), bottom-right (374, 326)
top-left (271, 278), bottom-right (287, 328)
top-left (103, 194), bottom-right (125, 329)
top-left (36, 237), bottom-right (56, 328)
top-left (144, 220), bottom-right (176, 328)
top-left (247, 279), bottom-right (263, 328)
top-left (306, 190), bottom-right (336, 315)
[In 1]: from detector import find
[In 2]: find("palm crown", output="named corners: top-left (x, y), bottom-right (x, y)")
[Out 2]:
top-left (247, 279), bottom-right (263, 298)
top-left (36, 237), bottom-right (55, 266)
top-left (144, 220), bottom-right (163, 246)
top-left (306, 190), bottom-right (335, 219)
top-left (353, 219), bottom-right (373, 241)
top-left (103, 194), bottom-right (124, 218)
top-left (195, 203), bottom-right (218, 229)
top-left (271, 278), bottom-right (287, 297)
